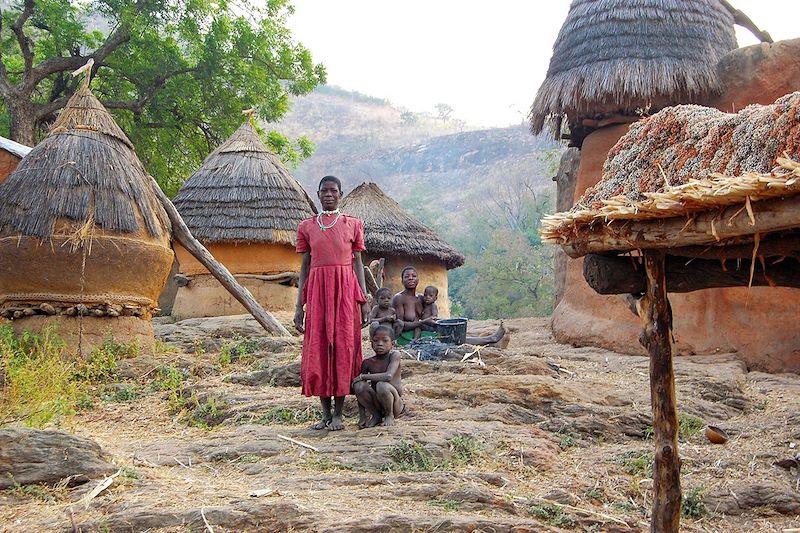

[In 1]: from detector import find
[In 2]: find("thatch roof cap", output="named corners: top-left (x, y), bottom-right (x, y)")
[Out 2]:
top-left (173, 121), bottom-right (317, 245)
top-left (529, 0), bottom-right (737, 134)
top-left (0, 86), bottom-right (169, 240)
top-left (340, 182), bottom-right (465, 269)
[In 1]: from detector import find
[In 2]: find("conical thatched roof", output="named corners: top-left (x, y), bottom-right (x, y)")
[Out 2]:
top-left (0, 85), bottom-right (170, 239)
top-left (173, 121), bottom-right (316, 245)
top-left (340, 183), bottom-right (465, 269)
top-left (529, 0), bottom-right (737, 134)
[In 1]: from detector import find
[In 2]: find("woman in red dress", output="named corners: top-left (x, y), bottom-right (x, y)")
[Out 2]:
top-left (294, 176), bottom-right (369, 431)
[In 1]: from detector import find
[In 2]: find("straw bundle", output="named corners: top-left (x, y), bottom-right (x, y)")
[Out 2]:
top-left (0, 86), bottom-right (170, 240)
top-left (579, 92), bottom-right (800, 211)
top-left (173, 121), bottom-right (316, 245)
top-left (340, 183), bottom-right (465, 269)
top-left (529, 0), bottom-right (736, 134)
top-left (541, 157), bottom-right (800, 243)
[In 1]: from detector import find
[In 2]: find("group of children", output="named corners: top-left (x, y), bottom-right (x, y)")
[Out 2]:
top-left (353, 266), bottom-right (439, 428)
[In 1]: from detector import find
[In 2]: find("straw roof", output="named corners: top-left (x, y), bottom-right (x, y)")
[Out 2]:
top-left (541, 93), bottom-right (800, 243)
top-left (173, 121), bottom-right (316, 245)
top-left (0, 86), bottom-right (170, 240)
top-left (340, 183), bottom-right (465, 269)
top-left (529, 0), bottom-right (737, 134)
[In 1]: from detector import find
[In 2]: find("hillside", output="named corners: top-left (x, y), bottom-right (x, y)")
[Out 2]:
top-left (277, 86), bottom-right (561, 214)
top-left (276, 86), bottom-right (562, 318)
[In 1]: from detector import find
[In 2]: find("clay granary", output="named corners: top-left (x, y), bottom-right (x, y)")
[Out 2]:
top-left (0, 85), bottom-right (173, 354)
top-left (340, 182), bottom-right (464, 317)
top-left (534, 0), bottom-right (800, 372)
top-left (171, 118), bottom-right (317, 319)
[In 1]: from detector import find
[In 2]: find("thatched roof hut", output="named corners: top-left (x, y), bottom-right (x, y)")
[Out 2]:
top-left (340, 182), bottom-right (464, 269)
top-left (170, 119), bottom-right (317, 318)
top-left (0, 84), bottom-right (174, 354)
top-left (0, 86), bottom-right (170, 240)
top-left (340, 182), bottom-right (464, 317)
top-left (529, 0), bottom-right (737, 136)
top-left (173, 121), bottom-right (316, 245)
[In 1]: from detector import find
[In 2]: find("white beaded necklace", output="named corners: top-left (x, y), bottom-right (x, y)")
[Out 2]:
top-left (316, 209), bottom-right (342, 231)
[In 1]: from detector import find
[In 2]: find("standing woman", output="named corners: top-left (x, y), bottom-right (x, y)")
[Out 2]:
top-left (294, 176), bottom-right (370, 431)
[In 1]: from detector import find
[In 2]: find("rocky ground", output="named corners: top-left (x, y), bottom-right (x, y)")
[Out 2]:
top-left (1, 314), bottom-right (799, 532)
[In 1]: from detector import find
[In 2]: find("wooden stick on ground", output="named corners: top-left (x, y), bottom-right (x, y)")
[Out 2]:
top-left (639, 251), bottom-right (681, 533)
top-left (200, 507), bottom-right (215, 533)
top-left (150, 179), bottom-right (290, 336)
top-left (277, 434), bottom-right (319, 452)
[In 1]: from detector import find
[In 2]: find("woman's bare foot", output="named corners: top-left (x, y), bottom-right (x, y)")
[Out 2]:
top-left (328, 414), bottom-right (344, 431)
top-left (381, 414), bottom-right (395, 426)
top-left (311, 418), bottom-right (331, 430)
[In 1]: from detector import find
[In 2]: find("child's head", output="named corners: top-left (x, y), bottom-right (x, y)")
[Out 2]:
top-left (375, 287), bottom-right (392, 309)
top-left (422, 285), bottom-right (438, 305)
top-left (371, 325), bottom-right (393, 355)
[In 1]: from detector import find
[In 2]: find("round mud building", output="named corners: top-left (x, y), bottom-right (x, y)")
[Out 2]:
top-left (171, 118), bottom-right (317, 319)
top-left (0, 85), bottom-right (173, 354)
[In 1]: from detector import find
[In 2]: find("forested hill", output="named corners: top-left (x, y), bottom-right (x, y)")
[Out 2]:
top-left (277, 86), bottom-right (562, 319)
top-left (277, 86), bottom-right (560, 211)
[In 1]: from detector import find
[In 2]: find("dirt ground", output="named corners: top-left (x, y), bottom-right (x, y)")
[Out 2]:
top-left (1, 314), bottom-right (799, 532)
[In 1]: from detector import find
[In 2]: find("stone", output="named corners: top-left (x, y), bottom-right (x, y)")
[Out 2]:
top-left (0, 429), bottom-right (116, 489)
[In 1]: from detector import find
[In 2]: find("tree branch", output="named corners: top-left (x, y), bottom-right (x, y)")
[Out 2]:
top-left (102, 67), bottom-right (196, 114)
top-left (26, 21), bottom-right (132, 91)
top-left (11, 0), bottom-right (35, 76)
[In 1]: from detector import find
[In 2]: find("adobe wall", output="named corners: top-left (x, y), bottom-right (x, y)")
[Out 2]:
top-left (374, 254), bottom-right (452, 318)
top-left (552, 39), bottom-right (800, 373)
top-left (0, 150), bottom-right (21, 184)
top-left (174, 242), bottom-right (300, 276)
top-left (171, 274), bottom-right (297, 319)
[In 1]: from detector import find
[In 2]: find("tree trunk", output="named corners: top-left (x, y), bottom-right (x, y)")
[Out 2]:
top-left (639, 251), bottom-right (681, 533)
top-left (7, 98), bottom-right (37, 146)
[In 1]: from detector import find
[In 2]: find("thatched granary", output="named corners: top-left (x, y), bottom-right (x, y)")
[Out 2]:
top-left (0, 136), bottom-right (30, 184)
top-left (0, 85), bottom-right (173, 353)
top-left (171, 119), bottom-right (316, 318)
top-left (340, 183), bottom-right (464, 317)
top-left (529, 0), bottom-right (737, 142)
top-left (544, 93), bottom-right (800, 373)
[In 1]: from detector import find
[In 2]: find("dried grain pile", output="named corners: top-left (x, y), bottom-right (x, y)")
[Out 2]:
top-left (577, 92), bottom-right (800, 210)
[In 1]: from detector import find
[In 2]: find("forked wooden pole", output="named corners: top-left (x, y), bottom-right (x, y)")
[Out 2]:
top-left (150, 179), bottom-right (291, 337)
top-left (639, 250), bottom-right (681, 533)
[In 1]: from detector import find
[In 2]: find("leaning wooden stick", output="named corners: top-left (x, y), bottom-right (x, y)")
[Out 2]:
top-left (150, 179), bottom-right (291, 336)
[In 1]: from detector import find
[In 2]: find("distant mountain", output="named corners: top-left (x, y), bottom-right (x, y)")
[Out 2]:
top-left (277, 85), bottom-right (560, 226)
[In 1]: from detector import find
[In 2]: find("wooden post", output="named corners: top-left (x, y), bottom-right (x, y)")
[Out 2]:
top-left (639, 250), bottom-right (681, 533)
top-left (150, 179), bottom-right (291, 337)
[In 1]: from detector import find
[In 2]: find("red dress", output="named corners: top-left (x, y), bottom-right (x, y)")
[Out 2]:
top-left (296, 214), bottom-right (367, 397)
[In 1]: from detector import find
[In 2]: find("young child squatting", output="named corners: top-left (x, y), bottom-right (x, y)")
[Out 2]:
top-left (353, 325), bottom-right (404, 428)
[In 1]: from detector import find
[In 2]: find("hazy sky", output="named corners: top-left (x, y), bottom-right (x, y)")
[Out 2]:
top-left (287, 1), bottom-right (797, 128)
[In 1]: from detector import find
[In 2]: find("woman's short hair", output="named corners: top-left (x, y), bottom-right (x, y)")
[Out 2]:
top-left (318, 175), bottom-right (342, 193)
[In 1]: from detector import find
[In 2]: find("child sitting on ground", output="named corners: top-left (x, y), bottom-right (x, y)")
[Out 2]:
top-left (353, 325), bottom-right (404, 428)
top-left (368, 287), bottom-right (404, 339)
top-left (414, 285), bottom-right (439, 339)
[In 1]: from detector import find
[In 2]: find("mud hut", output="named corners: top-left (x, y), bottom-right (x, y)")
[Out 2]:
top-left (541, 96), bottom-right (800, 532)
top-left (340, 183), bottom-right (464, 317)
top-left (171, 118), bottom-right (317, 319)
top-left (0, 84), bottom-right (173, 353)
top-left (529, 0), bottom-right (737, 143)
top-left (0, 136), bottom-right (30, 184)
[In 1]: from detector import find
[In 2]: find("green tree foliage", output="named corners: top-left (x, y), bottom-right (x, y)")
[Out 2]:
top-left (406, 148), bottom-right (560, 319)
top-left (0, 0), bottom-right (325, 195)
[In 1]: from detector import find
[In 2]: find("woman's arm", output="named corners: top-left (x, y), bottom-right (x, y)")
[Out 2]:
top-left (294, 252), bottom-right (311, 332)
top-left (353, 251), bottom-right (370, 326)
